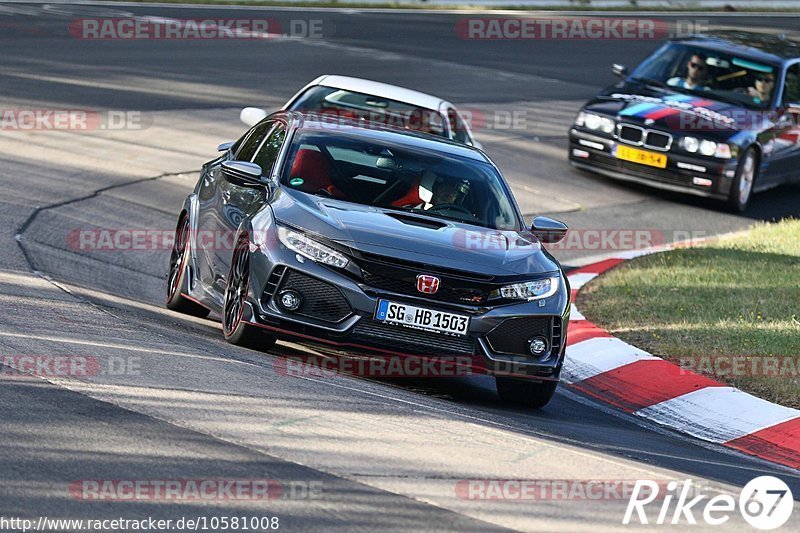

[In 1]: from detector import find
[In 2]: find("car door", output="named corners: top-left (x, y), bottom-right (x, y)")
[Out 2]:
top-left (195, 120), bottom-right (276, 297)
top-left (768, 63), bottom-right (800, 184)
top-left (216, 121), bottom-right (287, 290)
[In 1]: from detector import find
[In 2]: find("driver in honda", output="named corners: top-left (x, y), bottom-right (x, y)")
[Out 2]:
top-left (426, 176), bottom-right (470, 209)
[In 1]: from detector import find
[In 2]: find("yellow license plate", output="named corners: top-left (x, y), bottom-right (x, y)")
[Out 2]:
top-left (616, 145), bottom-right (667, 168)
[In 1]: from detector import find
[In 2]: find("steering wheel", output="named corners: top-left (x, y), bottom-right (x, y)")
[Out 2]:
top-left (427, 203), bottom-right (475, 217)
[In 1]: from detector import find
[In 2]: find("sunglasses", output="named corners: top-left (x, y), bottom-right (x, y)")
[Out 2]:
top-left (756, 76), bottom-right (775, 83)
top-left (689, 62), bottom-right (707, 71)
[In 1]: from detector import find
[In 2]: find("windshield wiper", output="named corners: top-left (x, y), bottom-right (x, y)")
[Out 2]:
top-left (632, 76), bottom-right (671, 90)
top-left (389, 206), bottom-right (492, 229)
top-left (702, 90), bottom-right (757, 109)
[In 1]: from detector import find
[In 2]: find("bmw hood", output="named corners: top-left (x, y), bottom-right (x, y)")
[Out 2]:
top-left (583, 81), bottom-right (770, 140)
top-left (270, 189), bottom-right (560, 277)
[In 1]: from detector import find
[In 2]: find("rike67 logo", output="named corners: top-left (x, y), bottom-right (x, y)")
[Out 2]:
top-left (624, 476), bottom-right (794, 530)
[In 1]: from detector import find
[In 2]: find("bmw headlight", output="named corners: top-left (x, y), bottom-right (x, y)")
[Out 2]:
top-left (576, 112), bottom-right (615, 134)
top-left (490, 276), bottom-right (560, 301)
top-left (681, 136), bottom-right (700, 153)
top-left (699, 140), bottom-right (717, 156)
top-left (277, 226), bottom-right (349, 268)
top-left (681, 136), bottom-right (732, 159)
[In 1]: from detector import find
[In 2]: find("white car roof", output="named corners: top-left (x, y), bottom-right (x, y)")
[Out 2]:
top-left (309, 75), bottom-right (448, 112)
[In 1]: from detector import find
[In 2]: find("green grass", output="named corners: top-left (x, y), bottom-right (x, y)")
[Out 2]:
top-left (577, 219), bottom-right (800, 408)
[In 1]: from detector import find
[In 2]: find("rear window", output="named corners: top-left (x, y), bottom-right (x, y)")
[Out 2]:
top-left (288, 85), bottom-right (446, 137)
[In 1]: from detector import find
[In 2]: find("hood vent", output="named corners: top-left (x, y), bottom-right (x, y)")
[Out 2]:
top-left (384, 212), bottom-right (448, 230)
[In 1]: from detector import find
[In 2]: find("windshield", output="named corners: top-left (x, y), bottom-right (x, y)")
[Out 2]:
top-left (281, 130), bottom-right (520, 230)
top-left (630, 42), bottom-right (780, 109)
top-left (288, 85), bottom-right (447, 137)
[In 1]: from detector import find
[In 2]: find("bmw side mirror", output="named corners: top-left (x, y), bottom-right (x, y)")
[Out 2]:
top-left (240, 107), bottom-right (268, 127)
top-left (221, 161), bottom-right (264, 188)
top-left (612, 63), bottom-right (628, 78)
top-left (217, 141), bottom-right (235, 152)
top-left (531, 216), bottom-right (568, 244)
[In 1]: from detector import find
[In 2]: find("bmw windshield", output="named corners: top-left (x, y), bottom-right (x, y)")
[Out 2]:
top-left (630, 42), bottom-right (781, 109)
top-left (280, 129), bottom-right (521, 231)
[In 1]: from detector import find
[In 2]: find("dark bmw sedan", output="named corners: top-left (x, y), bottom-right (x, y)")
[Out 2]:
top-left (569, 32), bottom-right (800, 211)
top-left (166, 112), bottom-right (571, 408)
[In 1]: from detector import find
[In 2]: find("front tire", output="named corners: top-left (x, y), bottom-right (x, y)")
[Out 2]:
top-left (727, 147), bottom-right (757, 212)
top-left (222, 234), bottom-right (277, 351)
top-left (496, 377), bottom-right (558, 409)
top-left (165, 214), bottom-right (210, 318)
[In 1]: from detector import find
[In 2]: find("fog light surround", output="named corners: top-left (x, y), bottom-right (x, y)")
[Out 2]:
top-left (528, 336), bottom-right (548, 356)
top-left (278, 290), bottom-right (302, 311)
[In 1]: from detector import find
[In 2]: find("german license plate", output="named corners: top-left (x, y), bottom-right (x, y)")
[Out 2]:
top-left (375, 299), bottom-right (469, 336)
top-left (616, 144), bottom-right (668, 168)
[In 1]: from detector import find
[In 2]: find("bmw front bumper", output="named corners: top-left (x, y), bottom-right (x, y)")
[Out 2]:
top-left (568, 128), bottom-right (739, 200)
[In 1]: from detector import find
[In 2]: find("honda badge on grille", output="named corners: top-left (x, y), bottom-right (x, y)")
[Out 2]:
top-left (416, 274), bottom-right (440, 294)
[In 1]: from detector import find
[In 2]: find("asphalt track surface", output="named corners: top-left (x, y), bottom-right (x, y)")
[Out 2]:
top-left (1, 3), bottom-right (799, 531)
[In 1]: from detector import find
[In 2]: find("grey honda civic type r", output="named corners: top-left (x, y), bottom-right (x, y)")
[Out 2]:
top-left (166, 111), bottom-right (571, 408)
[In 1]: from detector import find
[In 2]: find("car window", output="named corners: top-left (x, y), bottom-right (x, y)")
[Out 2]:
top-left (783, 64), bottom-right (800, 105)
top-left (447, 108), bottom-right (471, 144)
top-left (252, 123), bottom-right (287, 176)
top-left (236, 120), bottom-right (273, 162)
top-left (281, 129), bottom-right (519, 230)
top-left (288, 85), bottom-right (447, 138)
top-left (630, 43), bottom-right (782, 109)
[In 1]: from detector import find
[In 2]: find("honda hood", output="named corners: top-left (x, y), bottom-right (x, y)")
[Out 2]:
top-left (269, 189), bottom-right (560, 277)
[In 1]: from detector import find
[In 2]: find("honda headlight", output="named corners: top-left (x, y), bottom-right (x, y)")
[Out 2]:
top-left (277, 226), bottom-right (349, 268)
top-left (576, 112), bottom-right (614, 134)
top-left (491, 276), bottom-right (560, 301)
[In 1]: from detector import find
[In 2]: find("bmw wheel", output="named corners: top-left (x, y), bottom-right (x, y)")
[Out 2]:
top-left (165, 214), bottom-right (210, 318)
top-left (222, 234), bottom-right (277, 351)
top-left (496, 377), bottom-right (558, 409)
top-left (727, 147), bottom-right (757, 212)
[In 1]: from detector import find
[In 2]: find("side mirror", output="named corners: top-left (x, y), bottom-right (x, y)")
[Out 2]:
top-left (531, 216), bottom-right (568, 244)
top-left (240, 107), bottom-right (268, 127)
top-left (221, 161), bottom-right (264, 188)
top-left (612, 63), bottom-right (628, 78)
top-left (217, 141), bottom-right (235, 152)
